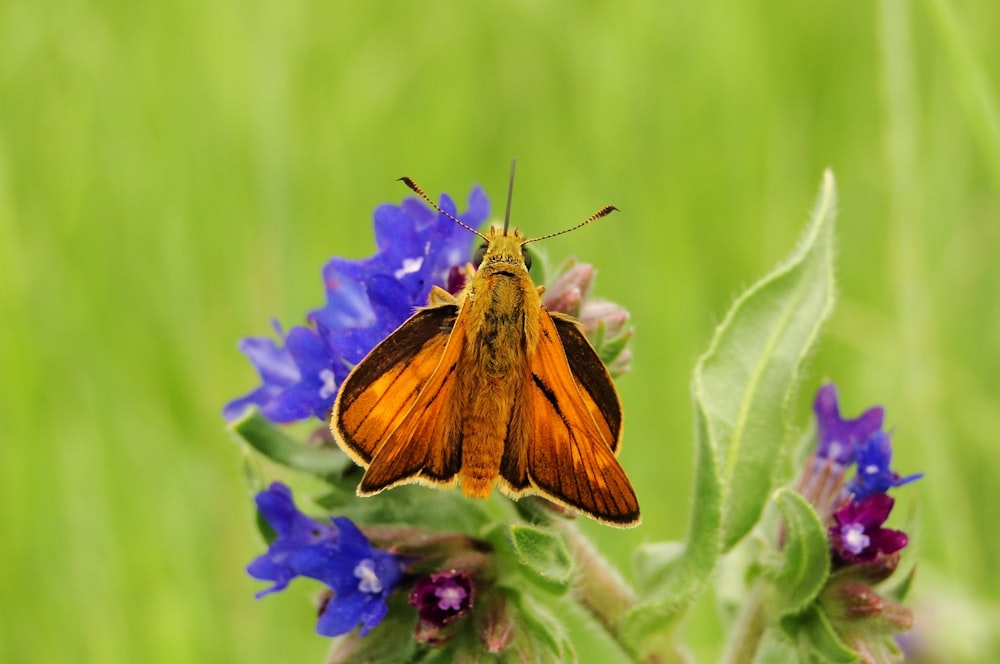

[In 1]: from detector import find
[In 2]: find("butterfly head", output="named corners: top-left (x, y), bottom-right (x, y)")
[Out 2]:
top-left (473, 227), bottom-right (532, 272)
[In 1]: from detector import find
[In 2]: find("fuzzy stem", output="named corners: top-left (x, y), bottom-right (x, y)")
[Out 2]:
top-left (551, 520), bottom-right (658, 661)
top-left (721, 584), bottom-right (768, 664)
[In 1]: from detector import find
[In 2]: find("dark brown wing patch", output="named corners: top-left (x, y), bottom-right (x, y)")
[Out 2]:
top-left (550, 313), bottom-right (623, 452)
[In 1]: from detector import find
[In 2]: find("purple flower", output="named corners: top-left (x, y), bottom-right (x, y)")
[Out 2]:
top-left (846, 430), bottom-right (924, 500)
top-left (408, 571), bottom-right (475, 629)
top-left (829, 493), bottom-right (908, 564)
top-left (224, 187), bottom-right (489, 423)
top-left (813, 383), bottom-right (885, 465)
top-left (247, 483), bottom-right (403, 637)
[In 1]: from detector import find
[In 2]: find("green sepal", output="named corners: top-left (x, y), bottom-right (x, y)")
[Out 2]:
top-left (503, 588), bottom-right (576, 662)
top-left (525, 245), bottom-right (548, 287)
top-left (229, 408), bottom-right (348, 482)
top-left (254, 505), bottom-right (278, 544)
top-left (488, 523), bottom-right (573, 592)
top-left (314, 483), bottom-right (496, 533)
top-left (597, 327), bottom-right (631, 366)
top-left (770, 488), bottom-right (831, 617)
top-left (782, 605), bottom-right (859, 663)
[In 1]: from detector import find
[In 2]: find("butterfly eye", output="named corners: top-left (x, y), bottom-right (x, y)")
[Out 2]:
top-left (522, 247), bottom-right (532, 272)
top-left (473, 243), bottom-right (488, 267)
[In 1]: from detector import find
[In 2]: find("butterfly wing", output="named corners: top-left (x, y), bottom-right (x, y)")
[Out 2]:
top-left (502, 307), bottom-right (639, 526)
top-left (332, 304), bottom-right (458, 467)
top-left (549, 312), bottom-right (623, 453)
top-left (348, 303), bottom-right (474, 495)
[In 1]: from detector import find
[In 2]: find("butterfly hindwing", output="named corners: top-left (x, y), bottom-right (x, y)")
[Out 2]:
top-left (333, 304), bottom-right (458, 466)
top-left (549, 312), bottom-right (623, 453)
top-left (516, 308), bottom-right (640, 526)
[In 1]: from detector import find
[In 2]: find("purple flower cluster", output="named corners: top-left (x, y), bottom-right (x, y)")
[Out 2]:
top-left (811, 383), bottom-right (923, 564)
top-left (248, 483), bottom-right (404, 637)
top-left (223, 187), bottom-right (489, 424)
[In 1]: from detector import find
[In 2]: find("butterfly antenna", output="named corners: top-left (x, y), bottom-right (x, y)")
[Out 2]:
top-left (398, 177), bottom-right (488, 241)
top-left (503, 158), bottom-right (516, 234)
top-left (524, 204), bottom-right (619, 244)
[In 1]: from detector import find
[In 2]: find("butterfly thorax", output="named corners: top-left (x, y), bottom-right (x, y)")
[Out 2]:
top-left (461, 229), bottom-right (541, 378)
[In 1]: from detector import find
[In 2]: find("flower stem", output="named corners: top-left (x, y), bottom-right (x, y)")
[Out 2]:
top-left (721, 584), bottom-right (768, 664)
top-left (551, 520), bottom-right (645, 660)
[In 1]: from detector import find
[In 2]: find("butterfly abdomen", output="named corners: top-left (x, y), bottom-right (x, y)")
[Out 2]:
top-left (456, 268), bottom-right (537, 497)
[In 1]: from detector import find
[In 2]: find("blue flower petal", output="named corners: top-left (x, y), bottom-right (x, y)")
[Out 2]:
top-left (316, 261), bottom-right (376, 329)
top-left (246, 483), bottom-right (403, 637)
top-left (222, 336), bottom-right (301, 421)
top-left (247, 483), bottom-right (338, 597)
top-left (256, 482), bottom-right (330, 538)
top-left (316, 588), bottom-right (382, 637)
top-left (813, 383), bottom-right (885, 465)
top-left (222, 386), bottom-right (282, 422)
top-left (847, 430), bottom-right (924, 499)
top-left (291, 545), bottom-right (360, 595)
top-left (239, 336), bottom-right (300, 386)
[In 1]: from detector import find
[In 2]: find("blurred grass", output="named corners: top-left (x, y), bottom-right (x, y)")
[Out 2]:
top-left (1, 0), bottom-right (998, 661)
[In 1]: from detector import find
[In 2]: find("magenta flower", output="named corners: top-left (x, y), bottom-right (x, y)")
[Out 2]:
top-left (829, 493), bottom-right (909, 564)
top-left (409, 571), bottom-right (475, 629)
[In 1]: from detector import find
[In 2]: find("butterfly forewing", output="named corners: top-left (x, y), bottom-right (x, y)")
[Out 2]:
top-left (354, 305), bottom-right (471, 494)
top-left (333, 305), bottom-right (458, 465)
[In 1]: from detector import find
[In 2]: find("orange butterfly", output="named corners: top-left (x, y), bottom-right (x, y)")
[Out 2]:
top-left (331, 165), bottom-right (640, 527)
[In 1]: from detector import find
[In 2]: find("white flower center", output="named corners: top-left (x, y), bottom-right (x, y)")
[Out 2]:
top-left (863, 463), bottom-right (879, 476)
top-left (841, 523), bottom-right (870, 555)
top-left (318, 369), bottom-right (337, 399)
top-left (354, 559), bottom-right (382, 594)
top-left (435, 585), bottom-right (467, 611)
top-left (394, 257), bottom-right (424, 279)
top-left (827, 441), bottom-right (844, 460)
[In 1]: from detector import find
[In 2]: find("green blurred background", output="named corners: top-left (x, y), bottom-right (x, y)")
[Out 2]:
top-left (2, 0), bottom-right (998, 661)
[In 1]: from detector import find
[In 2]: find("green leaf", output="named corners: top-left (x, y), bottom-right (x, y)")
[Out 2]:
top-left (505, 524), bottom-right (574, 590)
top-left (623, 173), bottom-right (838, 658)
top-left (229, 408), bottom-right (348, 482)
top-left (315, 483), bottom-right (496, 533)
top-left (695, 171), bottom-right (838, 551)
top-left (771, 488), bottom-right (831, 616)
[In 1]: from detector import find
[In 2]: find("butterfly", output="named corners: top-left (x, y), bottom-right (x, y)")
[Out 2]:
top-left (331, 164), bottom-right (640, 527)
